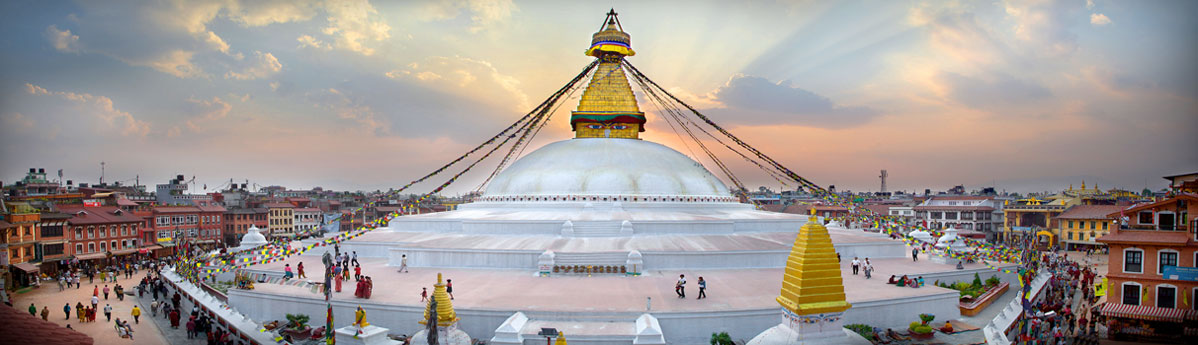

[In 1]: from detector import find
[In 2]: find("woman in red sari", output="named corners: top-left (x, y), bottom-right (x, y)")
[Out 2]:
top-left (363, 277), bottom-right (373, 299)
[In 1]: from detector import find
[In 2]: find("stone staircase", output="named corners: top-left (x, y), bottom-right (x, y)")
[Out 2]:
top-left (569, 221), bottom-right (625, 237)
top-left (553, 251), bottom-right (629, 266)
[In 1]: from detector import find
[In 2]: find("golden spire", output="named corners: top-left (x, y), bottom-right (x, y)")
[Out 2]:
top-left (775, 209), bottom-right (852, 315)
top-left (571, 9), bottom-right (646, 139)
top-left (419, 273), bottom-right (459, 327)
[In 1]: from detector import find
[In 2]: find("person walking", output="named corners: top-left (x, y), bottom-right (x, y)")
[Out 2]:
top-left (91, 294), bottom-right (99, 309)
top-left (41, 306), bottom-right (49, 321)
top-left (103, 284), bottom-right (110, 300)
top-left (446, 279), bottom-right (454, 300)
top-left (186, 317), bottom-right (196, 339)
top-left (64, 303), bottom-right (71, 320)
top-left (297, 262), bottom-right (306, 278)
top-left (851, 257), bottom-right (861, 275)
top-left (169, 308), bottom-right (180, 329)
top-left (28, 303), bottom-right (37, 316)
top-left (675, 274), bottom-right (686, 298)
top-left (398, 254), bottom-right (409, 273)
top-left (352, 251), bottom-right (359, 266)
top-left (354, 265), bottom-right (362, 281)
top-left (131, 305), bottom-right (141, 324)
top-left (864, 259), bottom-right (874, 279)
top-left (912, 248), bottom-right (919, 262)
top-left (420, 287), bottom-right (428, 302)
top-left (150, 300), bottom-right (159, 317)
top-left (104, 304), bottom-right (112, 321)
top-left (697, 277), bottom-right (707, 299)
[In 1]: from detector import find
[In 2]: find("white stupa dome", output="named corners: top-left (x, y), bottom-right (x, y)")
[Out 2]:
top-left (934, 228), bottom-right (969, 251)
top-left (483, 138), bottom-right (732, 198)
top-left (909, 229), bottom-right (933, 243)
top-left (240, 225), bottom-right (268, 247)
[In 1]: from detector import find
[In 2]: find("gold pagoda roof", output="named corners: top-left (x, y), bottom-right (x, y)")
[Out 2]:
top-left (775, 211), bottom-right (852, 315)
top-left (419, 273), bottom-right (460, 327)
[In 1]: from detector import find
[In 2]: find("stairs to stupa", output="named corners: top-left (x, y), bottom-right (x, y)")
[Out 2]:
top-left (552, 251), bottom-right (629, 266)
top-left (568, 221), bottom-right (625, 237)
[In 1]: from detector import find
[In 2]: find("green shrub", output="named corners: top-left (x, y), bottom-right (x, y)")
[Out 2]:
top-left (845, 324), bottom-right (876, 340)
top-left (971, 273), bottom-right (983, 288)
top-left (912, 325), bottom-right (934, 334)
top-left (986, 275), bottom-right (1001, 287)
top-left (710, 332), bottom-right (733, 345)
top-left (285, 313), bottom-right (310, 330)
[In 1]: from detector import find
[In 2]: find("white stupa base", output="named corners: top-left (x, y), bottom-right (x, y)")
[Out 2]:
top-left (335, 325), bottom-right (400, 345)
top-left (410, 327), bottom-right (471, 345)
top-left (747, 309), bottom-right (869, 345)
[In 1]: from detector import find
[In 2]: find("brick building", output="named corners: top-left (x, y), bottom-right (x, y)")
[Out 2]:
top-left (57, 205), bottom-right (145, 263)
top-left (149, 205), bottom-right (227, 247)
top-left (1097, 194), bottom-right (1197, 336)
top-left (224, 208), bottom-right (267, 246)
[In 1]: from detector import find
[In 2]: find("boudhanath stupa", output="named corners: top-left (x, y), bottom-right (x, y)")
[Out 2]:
top-left (228, 11), bottom-right (1017, 344)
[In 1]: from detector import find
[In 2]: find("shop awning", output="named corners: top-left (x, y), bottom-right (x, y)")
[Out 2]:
top-left (139, 244), bottom-right (164, 253)
top-left (1100, 302), bottom-right (1198, 322)
top-left (75, 252), bottom-right (106, 260)
top-left (12, 262), bottom-right (39, 273)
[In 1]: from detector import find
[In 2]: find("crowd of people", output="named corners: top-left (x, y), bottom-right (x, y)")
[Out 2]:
top-left (1015, 251), bottom-right (1106, 345)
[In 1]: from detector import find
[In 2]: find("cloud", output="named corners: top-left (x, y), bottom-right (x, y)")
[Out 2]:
top-left (45, 25), bottom-right (79, 53)
top-left (184, 96), bottom-right (232, 131)
top-left (1090, 13), bottom-right (1111, 26)
top-left (423, 0), bottom-right (517, 33)
top-left (225, 0), bottom-right (320, 27)
top-left (935, 71), bottom-right (1051, 109)
top-left (698, 74), bottom-right (878, 128)
top-left (224, 51), bottom-right (283, 80)
top-left (320, 0), bottom-right (392, 55)
top-left (1003, 0), bottom-right (1086, 57)
top-left (203, 31), bottom-right (231, 54)
top-left (297, 35), bottom-right (331, 50)
top-left (387, 56), bottom-right (529, 111)
top-left (3, 113), bottom-right (35, 130)
top-left (307, 88), bottom-right (390, 135)
top-left (24, 83), bottom-right (151, 136)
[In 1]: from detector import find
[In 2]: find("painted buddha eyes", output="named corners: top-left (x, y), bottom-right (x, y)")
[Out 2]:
top-left (585, 124), bottom-right (629, 130)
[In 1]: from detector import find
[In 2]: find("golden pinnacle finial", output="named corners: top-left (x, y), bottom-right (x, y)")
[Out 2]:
top-left (437, 272), bottom-right (443, 284)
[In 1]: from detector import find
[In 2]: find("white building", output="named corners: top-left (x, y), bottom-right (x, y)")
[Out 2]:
top-left (293, 207), bottom-right (322, 234)
top-left (913, 196), bottom-right (1004, 240)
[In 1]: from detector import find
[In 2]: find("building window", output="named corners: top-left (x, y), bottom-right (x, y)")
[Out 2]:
top-left (74, 227), bottom-right (83, 239)
top-left (1090, 221), bottom-right (1096, 230)
top-left (1068, 232), bottom-right (1074, 240)
top-left (1124, 249), bottom-right (1143, 273)
top-left (87, 226), bottom-right (95, 239)
top-left (99, 242), bottom-right (106, 252)
top-left (1158, 212), bottom-right (1176, 230)
top-left (1159, 250), bottom-right (1179, 275)
top-left (88, 243), bottom-right (95, 253)
top-left (44, 243), bottom-right (64, 256)
top-left (931, 212), bottom-right (942, 219)
top-left (1068, 221), bottom-right (1074, 229)
top-left (1123, 283), bottom-right (1141, 305)
top-left (1138, 211), bottom-right (1153, 225)
top-left (1080, 233), bottom-right (1086, 241)
top-left (110, 240), bottom-right (117, 250)
top-left (1102, 222), bottom-right (1109, 230)
top-left (75, 244), bottom-right (83, 254)
top-left (1158, 285), bottom-right (1177, 308)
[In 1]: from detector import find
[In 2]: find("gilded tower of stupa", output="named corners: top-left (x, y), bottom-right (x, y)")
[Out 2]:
top-left (749, 210), bottom-right (862, 344)
top-left (570, 9), bottom-right (646, 139)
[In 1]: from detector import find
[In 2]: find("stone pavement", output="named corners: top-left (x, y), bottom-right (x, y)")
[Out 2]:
top-left (134, 279), bottom-right (205, 345)
top-left (9, 271), bottom-right (168, 345)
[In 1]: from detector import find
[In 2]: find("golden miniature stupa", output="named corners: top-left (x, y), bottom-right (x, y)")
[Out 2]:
top-left (776, 209), bottom-right (852, 315)
top-left (420, 273), bottom-right (459, 327)
top-left (570, 9), bottom-right (646, 139)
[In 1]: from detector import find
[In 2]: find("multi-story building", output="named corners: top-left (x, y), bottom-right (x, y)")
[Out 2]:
top-left (3, 205), bottom-right (39, 287)
top-left (35, 211), bottom-right (71, 274)
top-left (57, 205), bottom-right (145, 263)
top-left (1000, 197), bottom-right (1069, 248)
top-left (224, 208), bottom-right (267, 246)
top-left (1163, 172), bottom-right (1198, 194)
top-left (293, 207), bottom-right (322, 235)
top-left (913, 196), bottom-right (1003, 239)
top-left (1054, 205), bottom-right (1124, 251)
top-left (155, 175), bottom-right (213, 205)
top-left (1097, 193), bottom-right (1196, 335)
top-left (148, 205), bottom-right (226, 247)
top-left (265, 202), bottom-right (295, 238)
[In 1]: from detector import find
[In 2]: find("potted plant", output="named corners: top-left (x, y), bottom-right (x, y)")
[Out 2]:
top-left (709, 331), bottom-right (734, 345)
top-left (908, 314), bottom-right (935, 340)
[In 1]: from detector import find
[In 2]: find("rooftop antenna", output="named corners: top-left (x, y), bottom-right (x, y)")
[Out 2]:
top-left (100, 161), bottom-right (105, 185)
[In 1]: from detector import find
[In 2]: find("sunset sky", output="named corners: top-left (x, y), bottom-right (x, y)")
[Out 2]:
top-left (1, 0), bottom-right (1195, 195)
